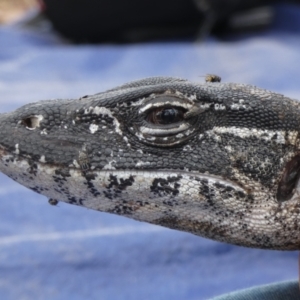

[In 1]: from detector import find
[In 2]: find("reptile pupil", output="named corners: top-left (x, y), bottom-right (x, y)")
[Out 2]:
top-left (148, 107), bottom-right (185, 125)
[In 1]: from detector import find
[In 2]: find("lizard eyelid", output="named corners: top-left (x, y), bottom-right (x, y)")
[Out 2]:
top-left (138, 95), bottom-right (194, 115)
top-left (134, 99), bottom-right (197, 146)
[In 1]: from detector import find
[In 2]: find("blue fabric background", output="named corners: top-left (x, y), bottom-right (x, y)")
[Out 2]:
top-left (0, 4), bottom-right (299, 300)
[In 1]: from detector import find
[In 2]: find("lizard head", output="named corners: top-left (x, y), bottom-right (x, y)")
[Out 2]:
top-left (1, 77), bottom-right (300, 250)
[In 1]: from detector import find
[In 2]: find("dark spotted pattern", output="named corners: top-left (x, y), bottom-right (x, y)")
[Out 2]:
top-left (150, 176), bottom-right (182, 197)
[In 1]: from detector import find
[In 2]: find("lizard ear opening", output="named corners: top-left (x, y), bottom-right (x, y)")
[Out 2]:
top-left (277, 155), bottom-right (300, 202)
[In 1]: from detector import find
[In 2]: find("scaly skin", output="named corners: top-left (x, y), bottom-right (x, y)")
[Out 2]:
top-left (0, 77), bottom-right (300, 250)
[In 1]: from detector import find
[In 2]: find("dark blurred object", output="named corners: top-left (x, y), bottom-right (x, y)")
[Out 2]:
top-left (40, 0), bottom-right (277, 43)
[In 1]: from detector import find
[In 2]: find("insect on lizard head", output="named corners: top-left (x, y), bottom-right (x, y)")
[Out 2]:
top-left (1, 77), bottom-right (300, 250)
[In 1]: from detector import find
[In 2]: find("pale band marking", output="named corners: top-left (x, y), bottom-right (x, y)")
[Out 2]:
top-left (211, 126), bottom-right (298, 145)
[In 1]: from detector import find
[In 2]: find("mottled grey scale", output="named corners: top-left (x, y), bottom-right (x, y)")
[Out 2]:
top-left (2, 76), bottom-right (300, 250)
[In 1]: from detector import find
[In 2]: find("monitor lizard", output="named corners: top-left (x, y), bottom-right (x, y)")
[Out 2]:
top-left (0, 76), bottom-right (300, 250)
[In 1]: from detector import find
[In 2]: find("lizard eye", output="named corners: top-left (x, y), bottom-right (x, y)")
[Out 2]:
top-left (133, 94), bottom-right (200, 147)
top-left (277, 155), bottom-right (300, 202)
top-left (147, 107), bottom-right (186, 125)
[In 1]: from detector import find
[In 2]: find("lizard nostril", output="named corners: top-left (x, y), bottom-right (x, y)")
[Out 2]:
top-left (277, 155), bottom-right (300, 202)
top-left (21, 115), bottom-right (43, 130)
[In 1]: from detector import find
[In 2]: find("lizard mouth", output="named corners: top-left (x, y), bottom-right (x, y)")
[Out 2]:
top-left (277, 154), bottom-right (300, 202)
top-left (0, 145), bottom-right (248, 202)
